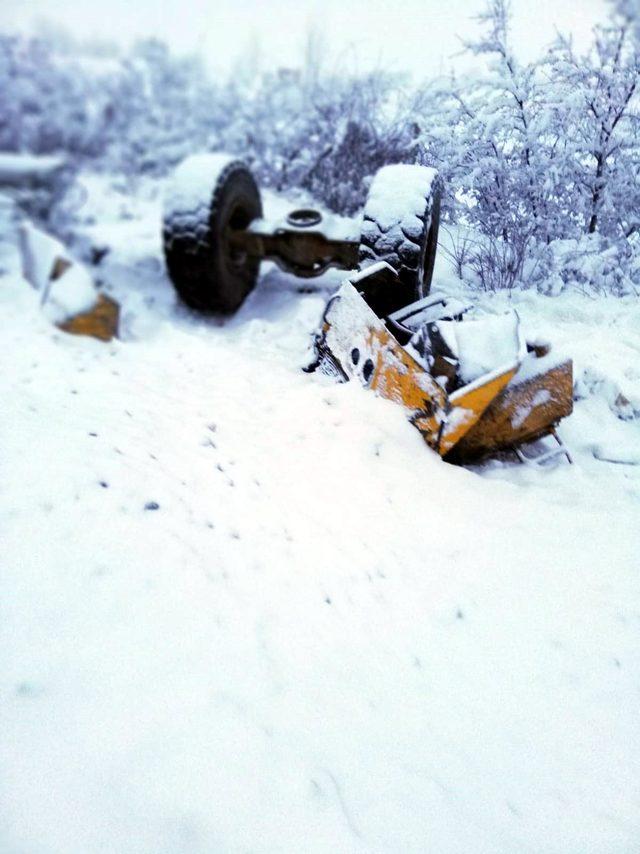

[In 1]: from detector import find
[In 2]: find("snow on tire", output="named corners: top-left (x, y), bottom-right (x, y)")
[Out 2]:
top-left (163, 153), bottom-right (262, 314)
top-left (359, 164), bottom-right (441, 307)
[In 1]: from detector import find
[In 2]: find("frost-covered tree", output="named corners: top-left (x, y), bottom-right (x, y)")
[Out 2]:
top-left (412, 0), bottom-right (640, 292)
top-left (1, 4), bottom-right (638, 294)
top-left (218, 58), bottom-right (420, 214)
top-left (0, 35), bottom-right (108, 157)
top-left (413, 0), bottom-right (551, 287)
top-left (547, 5), bottom-right (639, 239)
top-left (100, 40), bottom-right (220, 178)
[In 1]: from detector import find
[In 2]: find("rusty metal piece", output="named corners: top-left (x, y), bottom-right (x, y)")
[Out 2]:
top-left (50, 256), bottom-right (72, 280)
top-left (58, 294), bottom-right (120, 342)
top-left (286, 208), bottom-right (322, 228)
top-left (228, 222), bottom-right (359, 278)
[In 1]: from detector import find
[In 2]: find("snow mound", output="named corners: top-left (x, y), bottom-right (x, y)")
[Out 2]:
top-left (576, 367), bottom-right (640, 421)
top-left (1, 172), bottom-right (639, 854)
top-left (593, 441), bottom-right (640, 465)
top-left (19, 222), bottom-right (98, 323)
top-left (43, 263), bottom-right (98, 324)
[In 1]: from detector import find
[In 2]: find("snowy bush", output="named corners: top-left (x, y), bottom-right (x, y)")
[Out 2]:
top-left (414, 0), bottom-right (640, 292)
top-left (0, 0), bottom-right (638, 294)
top-left (216, 64), bottom-right (421, 215)
top-left (543, 234), bottom-right (639, 297)
top-left (0, 35), bottom-right (110, 159)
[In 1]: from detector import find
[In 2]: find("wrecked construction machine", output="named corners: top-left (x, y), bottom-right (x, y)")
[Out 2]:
top-left (160, 153), bottom-right (573, 464)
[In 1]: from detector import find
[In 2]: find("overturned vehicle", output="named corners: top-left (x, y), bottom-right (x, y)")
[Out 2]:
top-left (309, 263), bottom-right (572, 464)
top-left (162, 154), bottom-right (573, 464)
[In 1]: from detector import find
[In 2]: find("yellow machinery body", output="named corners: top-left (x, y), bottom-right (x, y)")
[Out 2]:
top-left (58, 293), bottom-right (120, 342)
top-left (315, 274), bottom-right (573, 462)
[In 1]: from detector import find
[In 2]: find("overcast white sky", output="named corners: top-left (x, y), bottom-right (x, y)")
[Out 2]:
top-left (2, 0), bottom-right (608, 77)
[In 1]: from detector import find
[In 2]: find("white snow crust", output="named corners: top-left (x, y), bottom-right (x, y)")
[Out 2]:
top-left (43, 262), bottom-right (98, 324)
top-left (0, 152), bottom-right (66, 185)
top-left (18, 222), bottom-right (98, 322)
top-left (163, 152), bottom-right (237, 219)
top-left (1, 175), bottom-right (639, 854)
top-left (19, 222), bottom-right (71, 293)
top-left (436, 311), bottom-right (522, 384)
top-left (364, 164), bottom-right (438, 232)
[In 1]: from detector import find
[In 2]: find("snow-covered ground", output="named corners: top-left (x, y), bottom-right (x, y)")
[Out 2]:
top-left (1, 176), bottom-right (639, 854)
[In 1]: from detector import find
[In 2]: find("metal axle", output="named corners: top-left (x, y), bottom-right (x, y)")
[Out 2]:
top-left (227, 207), bottom-right (360, 278)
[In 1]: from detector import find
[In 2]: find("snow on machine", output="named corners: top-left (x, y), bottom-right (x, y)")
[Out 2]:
top-left (5, 152), bottom-right (120, 341)
top-left (163, 154), bottom-right (573, 463)
top-left (18, 221), bottom-right (119, 342)
top-left (309, 263), bottom-right (573, 463)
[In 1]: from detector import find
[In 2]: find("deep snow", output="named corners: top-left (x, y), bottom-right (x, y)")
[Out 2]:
top-left (1, 176), bottom-right (639, 854)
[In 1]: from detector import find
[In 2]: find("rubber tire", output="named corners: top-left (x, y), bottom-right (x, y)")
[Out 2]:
top-left (163, 160), bottom-right (262, 313)
top-left (358, 168), bottom-right (441, 308)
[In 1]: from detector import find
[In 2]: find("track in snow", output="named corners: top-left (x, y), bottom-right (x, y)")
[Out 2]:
top-left (1, 179), bottom-right (639, 854)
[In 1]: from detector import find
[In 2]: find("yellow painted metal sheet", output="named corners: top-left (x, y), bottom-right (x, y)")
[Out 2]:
top-left (319, 280), bottom-right (572, 461)
top-left (448, 358), bottom-right (573, 461)
top-left (322, 283), bottom-right (446, 447)
top-left (439, 365), bottom-right (519, 456)
top-left (58, 293), bottom-right (120, 342)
